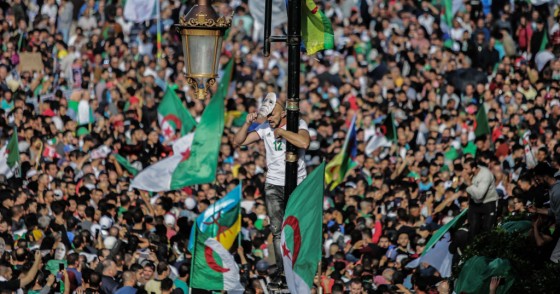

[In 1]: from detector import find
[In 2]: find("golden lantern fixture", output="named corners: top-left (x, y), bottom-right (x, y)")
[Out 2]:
top-left (176, 0), bottom-right (231, 100)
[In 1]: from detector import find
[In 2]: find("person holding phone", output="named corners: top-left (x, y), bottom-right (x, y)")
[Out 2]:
top-left (463, 158), bottom-right (499, 241)
top-left (0, 251), bottom-right (43, 292)
top-left (233, 92), bottom-right (310, 284)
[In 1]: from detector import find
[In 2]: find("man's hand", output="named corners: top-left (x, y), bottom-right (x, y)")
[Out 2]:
top-left (34, 250), bottom-right (42, 264)
top-left (246, 113), bottom-right (258, 125)
top-left (489, 277), bottom-right (501, 294)
top-left (46, 274), bottom-right (56, 287)
top-left (274, 128), bottom-right (285, 139)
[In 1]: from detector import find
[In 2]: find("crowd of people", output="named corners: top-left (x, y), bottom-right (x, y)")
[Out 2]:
top-left (1, 0), bottom-right (560, 293)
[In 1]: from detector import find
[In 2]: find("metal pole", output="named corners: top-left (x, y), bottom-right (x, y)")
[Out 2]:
top-left (264, 0), bottom-right (272, 57)
top-left (284, 0), bottom-right (301, 200)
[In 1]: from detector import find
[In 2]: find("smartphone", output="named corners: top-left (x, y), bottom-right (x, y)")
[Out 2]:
top-left (59, 263), bottom-right (64, 271)
top-left (95, 230), bottom-right (100, 240)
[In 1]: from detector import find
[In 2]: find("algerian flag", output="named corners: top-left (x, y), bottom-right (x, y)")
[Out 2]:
top-left (190, 185), bottom-right (243, 292)
top-left (406, 233), bottom-right (453, 278)
top-left (365, 131), bottom-right (392, 156)
top-left (113, 153), bottom-right (139, 176)
top-left (158, 87), bottom-right (197, 141)
top-left (474, 104), bottom-right (490, 137)
top-left (0, 129), bottom-right (20, 178)
top-left (365, 113), bottom-right (396, 156)
top-left (130, 133), bottom-right (194, 191)
top-left (423, 209), bottom-right (468, 257)
top-left (131, 60), bottom-right (232, 191)
top-left (440, 0), bottom-right (462, 34)
top-left (282, 162), bottom-right (325, 294)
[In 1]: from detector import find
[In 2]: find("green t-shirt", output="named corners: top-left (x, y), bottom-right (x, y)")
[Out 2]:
top-left (174, 279), bottom-right (189, 294)
top-left (462, 142), bottom-right (477, 157)
top-left (444, 147), bottom-right (458, 161)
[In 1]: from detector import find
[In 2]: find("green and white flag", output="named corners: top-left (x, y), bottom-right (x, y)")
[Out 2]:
top-left (158, 87), bottom-right (197, 141)
top-left (0, 129), bottom-right (20, 178)
top-left (441, 0), bottom-right (462, 34)
top-left (131, 60), bottom-right (233, 191)
top-left (282, 162), bottom-right (325, 293)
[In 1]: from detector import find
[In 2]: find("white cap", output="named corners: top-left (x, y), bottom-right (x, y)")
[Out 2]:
top-left (26, 169), bottom-right (38, 179)
top-left (104, 236), bottom-right (118, 250)
top-left (164, 214), bottom-right (176, 227)
top-left (99, 216), bottom-right (113, 230)
top-left (143, 68), bottom-right (157, 78)
top-left (184, 197), bottom-right (197, 210)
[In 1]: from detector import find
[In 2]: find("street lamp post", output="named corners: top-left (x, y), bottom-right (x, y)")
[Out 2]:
top-left (176, 0), bottom-right (231, 100)
top-left (283, 0), bottom-right (302, 201)
top-left (263, 0), bottom-right (301, 201)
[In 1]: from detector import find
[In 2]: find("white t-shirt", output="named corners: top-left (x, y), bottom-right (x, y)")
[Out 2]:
top-left (254, 119), bottom-right (308, 186)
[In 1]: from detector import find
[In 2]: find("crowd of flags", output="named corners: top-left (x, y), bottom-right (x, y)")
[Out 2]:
top-left (2, 1), bottom-right (543, 293)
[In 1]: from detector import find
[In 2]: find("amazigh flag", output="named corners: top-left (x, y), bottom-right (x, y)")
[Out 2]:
top-left (189, 185), bottom-right (243, 292)
top-left (113, 153), bottom-right (139, 176)
top-left (474, 104), bottom-right (490, 137)
top-left (0, 129), bottom-right (20, 178)
top-left (131, 60), bottom-right (232, 191)
top-left (325, 115), bottom-right (357, 190)
top-left (282, 162), bottom-right (325, 294)
top-left (188, 185), bottom-right (242, 252)
top-left (302, 0), bottom-right (335, 55)
top-left (158, 87), bottom-right (197, 141)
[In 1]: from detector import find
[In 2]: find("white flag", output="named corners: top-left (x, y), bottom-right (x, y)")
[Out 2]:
top-left (124, 0), bottom-right (156, 23)
top-left (522, 131), bottom-right (538, 169)
top-left (365, 131), bottom-right (392, 156)
top-left (248, 0), bottom-right (287, 42)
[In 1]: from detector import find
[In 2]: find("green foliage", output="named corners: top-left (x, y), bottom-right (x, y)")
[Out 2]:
top-left (455, 228), bottom-right (560, 294)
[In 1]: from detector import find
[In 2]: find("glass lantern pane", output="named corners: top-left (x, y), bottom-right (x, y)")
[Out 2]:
top-left (214, 38), bottom-right (223, 74)
top-left (187, 35), bottom-right (217, 76)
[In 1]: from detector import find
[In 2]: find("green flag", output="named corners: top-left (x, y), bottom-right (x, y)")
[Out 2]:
top-left (325, 116), bottom-right (357, 190)
top-left (169, 60), bottom-right (232, 190)
top-left (455, 256), bottom-right (515, 294)
top-left (0, 129), bottom-right (20, 178)
top-left (540, 30), bottom-right (549, 52)
top-left (113, 154), bottom-right (139, 176)
top-left (158, 87), bottom-right (197, 140)
top-left (282, 162), bottom-right (325, 293)
top-left (475, 104), bottom-right (490, 137)
top-left (302, 0), bottom-right (335, 55)
top-left (7, 129), bottom-right (19, 172)
top-left (422, 208), bottom-right (468, 256)
top-left (382, 113), bottom-right (397, 142)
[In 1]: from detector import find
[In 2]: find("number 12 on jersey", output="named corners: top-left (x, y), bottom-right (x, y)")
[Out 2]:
top-left (273, 140), bottom-right (283, 151)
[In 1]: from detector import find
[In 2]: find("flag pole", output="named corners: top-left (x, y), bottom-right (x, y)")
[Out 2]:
top-left (156, 0), bottom-right (162, 67)
top-left (317, 261), bottom-right (323, 294)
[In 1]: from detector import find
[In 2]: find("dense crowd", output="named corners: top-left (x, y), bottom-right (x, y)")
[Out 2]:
top-left (1, 0), bottom-right (560, 293)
